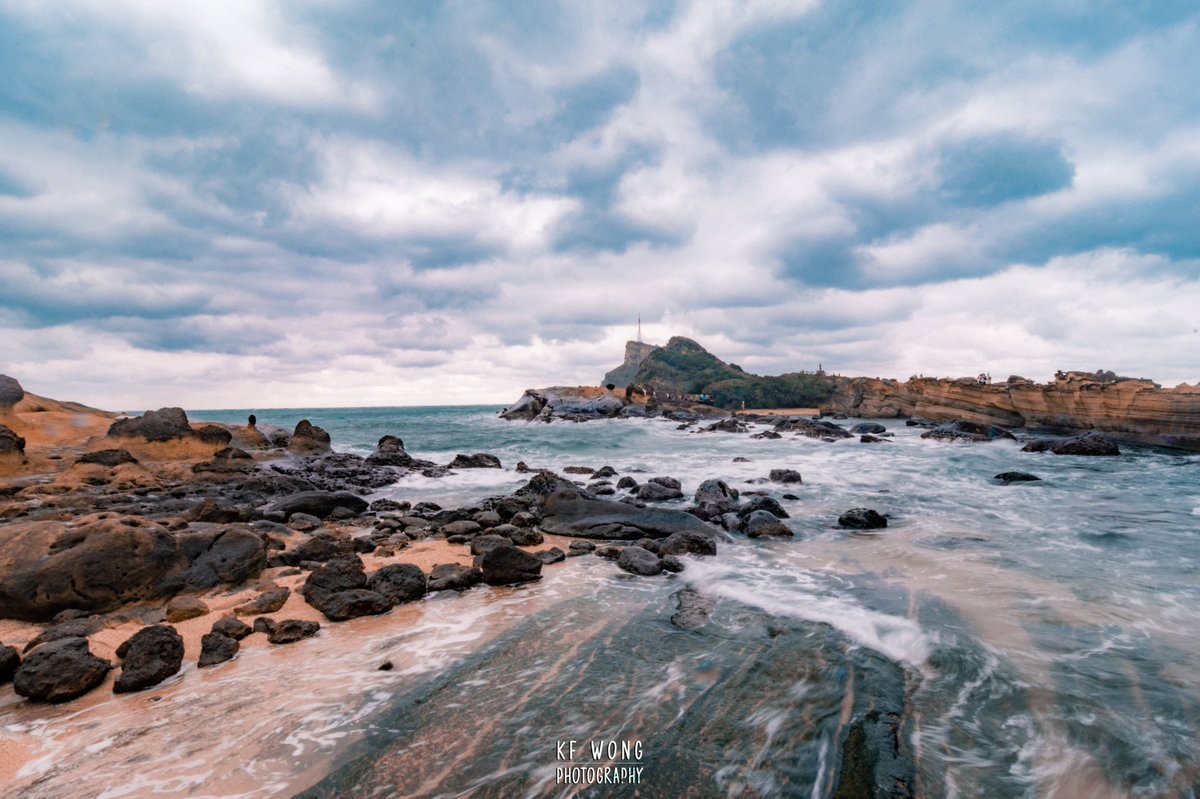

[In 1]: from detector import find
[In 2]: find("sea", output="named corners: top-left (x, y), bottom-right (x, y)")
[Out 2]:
top-left (4, 405), bottom-right (1200, 798)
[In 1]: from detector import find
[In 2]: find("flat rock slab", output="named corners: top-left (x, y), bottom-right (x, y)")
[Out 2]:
top-left (538, 494), bottom-right (716, 540)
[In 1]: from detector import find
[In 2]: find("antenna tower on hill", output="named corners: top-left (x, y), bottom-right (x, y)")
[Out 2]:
top-left (637, 314), bottom-right (642, 344)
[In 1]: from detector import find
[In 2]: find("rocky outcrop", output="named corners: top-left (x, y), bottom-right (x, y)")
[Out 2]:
top-left (0, 424), bottom-right (25, 462)
top-left (0, 374), bottom-right (25, 408)
top-left (603, 340), bottom-right (661, 387)
top-left (921, 421), bottom-right (1016, 442)
top-left (1022, 431), bottom-right (1120, 456)
top-left (288, 420), bottom-right (332, 455)
top-left (500, 386), bottom-right (628, 422)
top-left (538, 491), bottom-right (716, 540)
top-left (823, 373), bottom-right (1200, 451)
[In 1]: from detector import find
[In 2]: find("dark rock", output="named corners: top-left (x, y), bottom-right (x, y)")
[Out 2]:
top-left (634, 538), bottom-right (661, 555)
top-left (113, 625), bottom-right (184, 693)
top-left (701, 419), bottom-right (749, 433)
top-left (174, 527), bottom-right (267, 591)
top-left (188, 500), bottom-right (252, 524)
top-left (366, 435), bottom-right (415, 467)
top-left (0, 423), bottom-right (25, 458)
top-left (266, 491), bottom-right (369, 520)
top-left (302, 556), bottom-right (368, 611)
top-left (1022, 431), bottom-right (1120, 456)
top-left (252, 617), bottom-right (277, 635)
top-left (211, 616), bottom-right (252, 640)
top-left (616, 476), bottom-right (638, 490)
top-left (720, 512), bottom-right (743, 532)
top-left (660, 530), bottom-right (718, 557)
top-left (535, 547), bottom-right (566, 564)
top-left (774, 418), bottom-right (852, 439)
top-left (442, 520), bottom-right (483, 538)
top-left (234, 587), bottom-right (290, 616)
top-left (214, 446), bottom-right (253, 461)
top-left (473, 510), bottom-right (502, 528)
top-left (198, 632), bottom-right (239, 667)
top-left (593, 466), bottom-right (618, 478)
top-left (448, 453), bottom-right (502, 469)
top-left (671, 588), bottom-right (715, 630)
top-left (649, 476), bottom-right (681, 490)
top-left (838, 508), bottom-right (888, 530)
top-left (267, 619), bottom-right (320, 644)
top-left (428, 563), bottom-right (483, 592)
top-left (661, 555), bottom-right (686, 572)
top-left (193, 425), bottom-right (233, 446)
top-left (732, 456), bottom-right (751, 462)
top-left (567, 541), bottom-right (596, 557)
top-left (616, 546), bottom-right (663, 576)
top-left (351, 536), bottom-right (376, 553)
top-left (165, 596), bottom-right (209, 623)
top-left (13, 637), bottom-right (112, 702)
top-left (563, 465), bottom-right (595, 475)
top-left (738, 496), bottom-right (789, 519)
top-left (750, 431), bottom-right (782, 440)
top-left (107, 408), bottom-right (192, 441)
top-left (693, 478), bottom-right (740, 516)
top-left (905, 418), bottom-right (938, 428)
top-left (507, 527), bottom-right (544, 546)
top-left (744, 510), bottom-right (794, 538)
top-left (594, 545), bottom-right (623, 560)
top-left (850, 422), bottom-right (887, 434)
top-left (994, 471), bottom-right (1042, 484)
top-left (0, 375), bottom-right (24, 408)
top-left (480, 544), bottom-right (542, 586)
top-left (24, 618), bottom-right (105, 652)
top-left (469, 534), bottom-right (511, 557)
top-left (768, 469), bottom-right (803, 484)
top-left (316, 589), bottom-right (391, 621)
top-left (0, 644), bottom-right (18, 684)
top-left (636, 482), bottom-right (685, 501)
top-left (921, 421), bottom-right (1016, 442)
top-left (78, 449), bottom-right (138, 467)
top-left (539, 493), bottom-right (717, 540)
top-left (833, 710), bottom-right (914, 799)
top-left (370, 498), bottom-right (410, 513)
top-left (369, 564), bottom-right (427, 604)
top-left (289, 420), bottom-right (332, 455)
top-left (290, 533), bottom-right (355, 565)
top-left (288, 513), bottom-right (322, 532)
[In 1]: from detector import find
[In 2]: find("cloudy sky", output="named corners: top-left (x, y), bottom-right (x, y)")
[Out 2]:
top-left (1, 1), bottom-right (1198, 409)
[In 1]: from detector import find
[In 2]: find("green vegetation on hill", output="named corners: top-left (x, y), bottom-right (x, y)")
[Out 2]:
top-left (632, 336), bottom-right (834, 409)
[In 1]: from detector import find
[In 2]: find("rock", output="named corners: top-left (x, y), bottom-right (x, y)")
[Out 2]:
top-left (302, 556), bottom-right (368, 613)
top-left (594, 466), bottom-right (618, 478)
top-left (252, 617), bottom-right (277, 635)
top-left (0, 423), bottom-right (25, 459)
top-left (198, 632), bottom-right (239, 667)
top-left (442, 520), bottom-right (483, 538)
top-left (288, 513), bottom-right (322, 532)
top-left (507, 527), bottom-right (544, 546)
top-left (23, 618), bottom-right (105, 652)
top-left (107, 407), bottom-right (193, 441)
top-left (469, 534), bottom-right (510, 557)
top-left (366, 435), bottom-right (414, 467)
top-left (428, 563), bottom-right (483, 592)
top-left (774, 418), bottom-right (853, 439)
top-left (660, 530), bottom-right (718, 557)
top-left (738, 496), bottom-right (789, 519)
top-left (369, 564), bottom-right (427, 604)
top-left (165, 596), bottom-right (209, 623)
top-left (113, 625), bottom-right (184, 693)
top-left (193, 425), bottom-right (233, 446)
top-left (693, 479), bottom-right (740, 516)
top-left (744, 510), bottom-right (794, 538)
top-left (0, 374), bottom-right (24, 408)
top-left (480, 544), bottom-right (542, 586)
top-left (214, 446), bottom-right (253, 461)
top-left (567, 541), bottom-right (596, 557)
top-left (0, 644), bottom-right (18, 684)
top-left (289, 420), bottom-right (332, 455)
top-left (173, 526), bottom-right (267, 591)
top-left (535, 547), bottom-right (566, 565)
top-left (316, 589), bottom-right (392, 621)
top-left (649, 476), bottom-right (681, 490)
top-left (563, 465), bottom-right (595, 475)
top-left (838, 508), bottom-right (888, 530)
top-left (994, 471), bottom-right (1042, 484)
top-left (720, 512), bottom-right (744, 532)
top-left (661, 555), bottom-right (686, 572)
top-left (850, 422), bottom-right (887, 434)
top-left (594, 545), bottom-right (623, 560)
top-left (267, 619), bottom-right (320, 645)
top-left (671, 588), bottom-right (715, 630)
top-left (539, 493), bottom-right (717, 540)
top-left (634, 538), bottom-right (661, 555)
top-left (211, 616), bottom-right (252, 640)
top-left (750, 431), bottom-right (782, 440)
top-left (509, 511), bottom-right (538, 527)
top-left (266, 491), bottom-right (369, 520)
top-left (78, 449), bottom-right (139, 467)
top-left (636, 482), bottom-right (684, 501)
top-left (234, 587), bottom-right (290, 616)
top-left (473, 510), bottom-right (502, 528)
top-left (859, 434), bottom-right (889, 443)
top-left (616, 476), bottom-right (638, 490)
top-left (921, 421), bottom-right (1016, 442)
top-left (1022, 431), bottom-right (1120, 456)
top-left (701, 419), bottom-right (749, 433)
top-left (616, 546), bottom-right (663, 576)
top-left (371, 498), bottom-right (410, 513)
top-left (13, 638), bottom-right (112, 702)
top-left (448, 453), bottom-right (502, 469)
top-left (768, 469), bottom-right (803, 484)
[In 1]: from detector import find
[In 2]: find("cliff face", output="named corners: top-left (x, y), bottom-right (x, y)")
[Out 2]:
top-left (603, 340), bottom-right (660, 387)
top-left (823, 374), bottom-right (1200, 450)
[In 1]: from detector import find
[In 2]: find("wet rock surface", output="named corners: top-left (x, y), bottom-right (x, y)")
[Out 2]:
top-left (14, 637), bottom-right (112, 702)
top-left (113, 624), bottom-right (184, 693)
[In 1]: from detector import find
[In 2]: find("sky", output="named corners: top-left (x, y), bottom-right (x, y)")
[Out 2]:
top-left (1, 0), bottom-right (1198, 410)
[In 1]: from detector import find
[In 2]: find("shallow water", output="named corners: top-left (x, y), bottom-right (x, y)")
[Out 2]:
top-left (5, 407), bottom-right (1199, 798)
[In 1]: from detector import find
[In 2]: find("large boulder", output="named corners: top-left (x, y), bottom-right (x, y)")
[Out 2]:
top-left (479, 544), bottom-right (542, 586)
top-left (266, 491), bottom-right (369, 520)
top-left (693, 479), bottom-right (740, 517)
top-left (106, 407), bottom-right (193, 441)
top-left (738, 496), bottom-right (789, 520)
top-left (659, 530), bottom-right (718, 557)
top-left (0, 374), bottom-right (24, 408)
top-left (288, 420), bottom-right (332, 455)
top-left (171, 527), bottom-right (267, 592)
top-left (743, 510), bottom-right (793, 538)
top-left (921, 421), bottom-right (1015, 442)
top-left (1022, 431), bottom-right (1120, 456)
top-left (449, 453), bottom-right (502, 469)
top-left (368, 564), bottom-right (427, 604)
top-left (113, 625), bottom-right (184, 693)
top-left (538, 492), bottom-right (718, 540)
top-left (13, 638), bottom-right (112, 702)
top-left (302, 556), bottom-right (367, 611)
